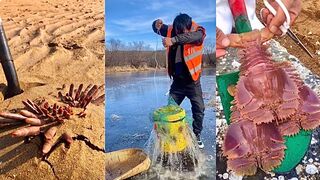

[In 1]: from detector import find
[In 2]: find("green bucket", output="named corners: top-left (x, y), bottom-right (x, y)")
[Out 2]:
top-left (216, 71), bottom-right (312, 173)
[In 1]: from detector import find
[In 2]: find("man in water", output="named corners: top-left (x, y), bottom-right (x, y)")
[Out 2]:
top-left (152, 13), bottom-right (206, 148)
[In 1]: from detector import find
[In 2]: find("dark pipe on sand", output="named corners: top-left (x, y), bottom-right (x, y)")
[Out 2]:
top-left (0, 18), bottom-right (22, 98)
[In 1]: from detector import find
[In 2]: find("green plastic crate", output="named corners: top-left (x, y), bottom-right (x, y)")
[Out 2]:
top-left (216, 71), bottom-right (312, 173)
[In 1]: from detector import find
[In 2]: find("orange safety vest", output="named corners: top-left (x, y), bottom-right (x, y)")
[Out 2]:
top-left (166, 21), bottom-right (205, 81)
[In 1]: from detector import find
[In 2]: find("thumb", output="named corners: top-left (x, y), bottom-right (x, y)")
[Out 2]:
top-left (216, 28), bottom-right (230, 49)
top-left (216, 49), bottom-right (227, 59)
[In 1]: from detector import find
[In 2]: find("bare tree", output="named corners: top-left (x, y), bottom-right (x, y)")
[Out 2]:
top-left (105, 38), bottom-right (214, 69)
top-left (106, 38), bottom-right (123, 66)
top-left (107, 38), bottom-right (122, 51)
top-left (203, 38), bottom-right (216, 66)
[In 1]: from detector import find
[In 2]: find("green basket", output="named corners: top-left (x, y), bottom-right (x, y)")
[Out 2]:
top-left (216, 71), bottom-right (240, 124)
top-left (216, 71), bottom-right (312, 173)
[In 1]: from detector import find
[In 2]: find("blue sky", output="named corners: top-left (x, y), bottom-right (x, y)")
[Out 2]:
top-left (106, 0), bottom-right (216, 50)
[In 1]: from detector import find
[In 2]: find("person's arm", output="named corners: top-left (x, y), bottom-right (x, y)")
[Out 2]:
top-left (171, 27), bottom-right (205, 45)
top-left (152, 19), bottom-right (168, 37)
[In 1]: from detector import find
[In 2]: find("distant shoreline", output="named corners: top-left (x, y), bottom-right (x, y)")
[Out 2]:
top-left (105, 66), bottom-right (166, 73)
top-left (105, 66), bottom-right (215, 73)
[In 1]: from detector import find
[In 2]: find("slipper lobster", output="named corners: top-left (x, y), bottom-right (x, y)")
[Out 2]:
top-left (222, 30), bottom-right (320, 176)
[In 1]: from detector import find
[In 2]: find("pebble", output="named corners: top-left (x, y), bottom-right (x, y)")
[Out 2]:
top-left (216, 118), bottom-right (222, 127)
top-left (219, 104), bottom-right (223, 110)
top-left (302, 160), bottom-right (307, 164)
top-left (295, 164), bottom-right (303, 174)
top-left (271, 178), bottom-right (277, 180)
top-left (229, 171), bottom-right (243, 180)
top-left (308, 158), bottom-right (314, 163)
top-left (218, 174), bottom-right (223, 178)
top-left (268, 172), bottom-right (275, 177)
top-left (278, 175), bottom-right (285, 180)
top-left (289, 178), bottom-right (298, 180)
top-left (222, 173), bottom-right (229, 179)
top-left (305, 164), bottom-right (318, 175)
top-left (311, 137), bottom-right (317, 145)
top-left (231, 61), bottom-right (240, 68)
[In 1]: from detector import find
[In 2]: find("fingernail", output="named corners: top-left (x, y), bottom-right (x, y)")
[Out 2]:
top-left (270, 26), bottom-right (278, 34)
top-left (222, 38), bottom-right (230, 47)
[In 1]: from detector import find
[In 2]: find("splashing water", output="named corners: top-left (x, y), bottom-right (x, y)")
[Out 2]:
top-left (143, 111), bottom-right (206, 179)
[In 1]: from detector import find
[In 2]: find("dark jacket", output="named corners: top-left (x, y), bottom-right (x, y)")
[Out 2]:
top-left (152, 20), bottom-right (205, 83)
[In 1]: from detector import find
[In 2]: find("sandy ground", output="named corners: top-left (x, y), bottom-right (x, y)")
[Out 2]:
top-left (0, 0), bottom-right (105, 179)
